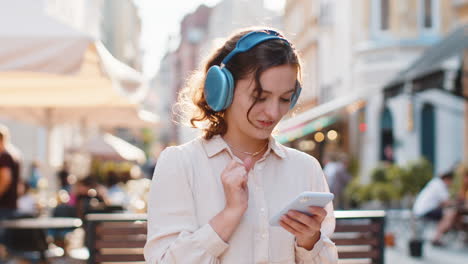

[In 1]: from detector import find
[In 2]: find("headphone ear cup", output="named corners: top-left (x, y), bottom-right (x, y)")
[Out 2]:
top-left (204, 66), bottom-right (234, 111)
top-left (290, 86), bottom-right (302, 109)
top-left (221, 67), bottom-right (235, 109)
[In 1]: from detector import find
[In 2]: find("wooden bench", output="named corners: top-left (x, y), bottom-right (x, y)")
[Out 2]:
top-left (334, 210), bottom-right (386, 264)
top-left (86, 213), bottom-right (147, 264)
top-left (86, 210), bottom-right (385, 264)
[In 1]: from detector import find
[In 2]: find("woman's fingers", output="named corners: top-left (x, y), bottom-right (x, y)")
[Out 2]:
top-left (243, 156), bottom-right (253, 172)
top-left (281, 208), bottom-right (327, 235)
top-left (281, 214), bottom-right (308, 233)
top-left (279, 217), bottom-right (300, 237)
top-left (286, 210), bottom-right (316, 228)
top-left (307, 207), bottom-right (327, 222)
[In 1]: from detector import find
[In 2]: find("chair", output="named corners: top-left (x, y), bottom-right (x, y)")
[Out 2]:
top-left (332, 210), bottom-right (386, 264)
top-left (86, 213), bottom-right (147, 264)
top-left (3, 214), bottom-right (48, 263)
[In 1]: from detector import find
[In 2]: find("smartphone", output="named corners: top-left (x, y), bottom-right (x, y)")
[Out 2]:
top-left (269, 192), bottom-right (334, 226)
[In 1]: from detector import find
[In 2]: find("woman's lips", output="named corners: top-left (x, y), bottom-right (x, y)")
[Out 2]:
top-left (258, 120), bottom-right (274, 128)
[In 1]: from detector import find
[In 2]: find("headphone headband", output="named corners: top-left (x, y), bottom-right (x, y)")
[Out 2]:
top-left (221, 30), bottom-right (289, 65)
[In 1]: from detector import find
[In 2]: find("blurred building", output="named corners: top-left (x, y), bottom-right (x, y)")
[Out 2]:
top-left (173, 5), bottom-right (212, 144)
top-left (381, 2), bottom-right (468, 175)
top-left (281, 0), bottom-right (354, 163)
top-left (150, 50), bottom-right (178, 146)
top-left (150, 5), bottom-right (212, 146)
top-left (201, 0), bottom-right (282, 57)
top-left (279, 0), bottom-right (467, 179)
top-left (101, 0), bottom-right (142, 72)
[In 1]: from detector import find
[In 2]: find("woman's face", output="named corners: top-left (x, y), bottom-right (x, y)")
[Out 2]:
top-left (225, 64), bottom-right (298, 140)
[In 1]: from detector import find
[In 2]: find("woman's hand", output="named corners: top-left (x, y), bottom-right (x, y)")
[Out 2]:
top-left (210, 157), bottom-right (253, 242)
top-left (279, 206), bottom-right (327, 250)
top-left (221, 157), bottom-right (253, 214)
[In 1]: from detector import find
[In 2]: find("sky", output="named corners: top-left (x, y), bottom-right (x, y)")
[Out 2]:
top-left (134, 0), bottom-right (285, 77)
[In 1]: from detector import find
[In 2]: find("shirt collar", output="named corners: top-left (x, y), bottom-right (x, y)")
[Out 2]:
top-left (202, 135), bottom-right (286, 159)
top-left (268, 136), bottom-right (287, 159)
top-left (202, 135), bottom-right (229, 158)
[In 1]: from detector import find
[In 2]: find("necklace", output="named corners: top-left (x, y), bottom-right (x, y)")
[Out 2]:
top-left (226, 141), bottom-right (268, 157)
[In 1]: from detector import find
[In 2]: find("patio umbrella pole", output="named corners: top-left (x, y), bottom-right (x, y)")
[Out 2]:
top-left (464, 50), bottom-right (468, 164)
top-left (45, 108), bottom-right (52, 169)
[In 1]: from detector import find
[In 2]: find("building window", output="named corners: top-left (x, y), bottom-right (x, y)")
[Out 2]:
top-left (380, 107), bottom-right (394, 162)
top-left (420, 103), bottom-right (436, 170)
top-left (371, 0), bottom-right (391, 38)
top-left (419, 0), bottom-right (439, 33)
top-left (423, 0), bottom-right (433, 28)
top-left (319, 0), bottom-right (334, 26)
top-left (379, 0), bottom-right (390, 31)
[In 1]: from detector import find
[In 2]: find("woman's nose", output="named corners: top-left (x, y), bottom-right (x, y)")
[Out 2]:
top-left (264, 100), bottom-right (281, 120)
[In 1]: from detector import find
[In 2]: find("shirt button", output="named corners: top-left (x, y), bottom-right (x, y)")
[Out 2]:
top-left (262, 233), bottom-right (267, 239)
top-left (260, 208), bottom-right (265, 212)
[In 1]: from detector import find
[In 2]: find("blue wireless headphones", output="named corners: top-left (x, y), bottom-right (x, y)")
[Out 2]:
top-left (204, 30), bottom-right (302, 112)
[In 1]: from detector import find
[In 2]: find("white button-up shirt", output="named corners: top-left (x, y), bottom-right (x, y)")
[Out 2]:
top-left (144, 135), bottom-right (338, 263)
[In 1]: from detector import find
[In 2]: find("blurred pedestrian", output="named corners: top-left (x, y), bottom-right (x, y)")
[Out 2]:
top-left (144, 28), bottom-right (337, 263)
top-left (57, 161), bottom-right (71, 191)
top-left (323, 153), bottom-right (341, 193)
top-left (17, 180), bottom-right (37, 216)
top-left (323, 152), bottom-right (350, 209)
top-left (383, 144), bottom-right (394, 163)
top-left (28, 160), bottom-right (41, 190)
top-left (0, 125), bottom-right (22, 247)
top-left (0, 125), bottom-right (21, 219)
top-left (106, 170), bottom-right (128, 208)
top-left (413, 171), bottom-right (456, 246)
top-left (334, 153), bottom-right (351, 209)
top-left (458, 166), bottom-right (468, 202)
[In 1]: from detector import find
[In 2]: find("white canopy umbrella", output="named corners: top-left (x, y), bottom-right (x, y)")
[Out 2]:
top-left (0, 0), bottom-right (153, 165)
top-left (0, 0), bottom-right (148, 112)
top-left (72, 133), bottom-right (147, 164)
top-left (0, 0), bottom-right (92, 75)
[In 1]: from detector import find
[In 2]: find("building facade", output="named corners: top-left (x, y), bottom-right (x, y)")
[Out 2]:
top-left (280, 0), bottom-right (466, 179)
top-left (101, 0), bottom-right (142, 71)
top-left (282, 0), bottom-right (354, 164)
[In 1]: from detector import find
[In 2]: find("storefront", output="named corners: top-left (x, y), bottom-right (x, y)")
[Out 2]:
top-left (275, 94), bottom-right (366, 164)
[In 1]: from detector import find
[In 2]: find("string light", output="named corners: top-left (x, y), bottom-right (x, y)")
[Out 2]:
top-left (314, 132), bottom-right (325, 142)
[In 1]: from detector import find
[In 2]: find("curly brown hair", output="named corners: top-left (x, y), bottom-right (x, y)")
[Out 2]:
top-left (176, 27), bottom-right (302, 140)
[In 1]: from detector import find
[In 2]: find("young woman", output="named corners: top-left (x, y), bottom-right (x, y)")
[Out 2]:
top-left (144, 28), bottom-right (337, 263)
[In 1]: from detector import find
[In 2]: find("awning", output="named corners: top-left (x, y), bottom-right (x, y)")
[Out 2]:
top-left (275, 93), bottom-right (366, 143)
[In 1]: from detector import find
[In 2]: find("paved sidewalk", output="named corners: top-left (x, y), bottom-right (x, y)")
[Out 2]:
top-left (385, 209), bottom-right (468, 264)
top-left (386, 240), bottom-right (468, 263)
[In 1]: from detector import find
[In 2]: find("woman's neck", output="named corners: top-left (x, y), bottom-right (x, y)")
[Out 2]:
top-left (222, 132), bottom-right (269, 158)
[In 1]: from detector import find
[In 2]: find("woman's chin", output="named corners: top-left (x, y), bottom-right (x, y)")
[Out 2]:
top-left (250, 129), bottom-right (272, 140)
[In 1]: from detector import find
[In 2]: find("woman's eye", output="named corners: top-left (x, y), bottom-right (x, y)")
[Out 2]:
top-left (255, 97), bottom-right (267, 102)
top-left (280, 97), bottom-right (291, 103)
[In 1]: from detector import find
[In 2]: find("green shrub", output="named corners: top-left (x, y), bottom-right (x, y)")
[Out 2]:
top-left (347, 158), bottom-right (433, 207)
top-left (400, 158), bottom-right (433, 197)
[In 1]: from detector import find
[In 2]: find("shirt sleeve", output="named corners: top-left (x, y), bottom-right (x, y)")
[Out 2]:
top-left (438, 180), bottom-right (450, 203)
top-left (144, 147), bottom-right (229, 264)
top-left (294, 157), bottom-right (338, 264)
